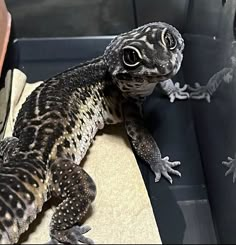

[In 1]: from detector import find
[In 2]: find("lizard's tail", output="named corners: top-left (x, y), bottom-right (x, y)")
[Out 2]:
top-left (0, 157), bottom-right (48, 244)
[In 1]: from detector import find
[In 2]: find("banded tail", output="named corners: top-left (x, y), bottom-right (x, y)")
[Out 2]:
top-left (0, 157), bottom-right (48, 244)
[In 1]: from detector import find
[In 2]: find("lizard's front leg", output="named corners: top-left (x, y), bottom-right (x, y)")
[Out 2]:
top-left (188, 67), bottom-right (233, 102)
top-left (222, 153), bottom-right (236, 183)
top-left (159, 79), bottom-right (189, 103)
top-left (123, 102), bottom-right (181, 184)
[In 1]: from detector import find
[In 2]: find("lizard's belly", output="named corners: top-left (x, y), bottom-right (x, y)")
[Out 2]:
top-left (49, 101), bottom-right (105, 165)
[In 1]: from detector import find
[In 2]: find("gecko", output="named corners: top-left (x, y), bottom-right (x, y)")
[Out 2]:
top-left (0, 22), bottom-right (187, 244)
top-left (188, 41), bottom-right (236, 183)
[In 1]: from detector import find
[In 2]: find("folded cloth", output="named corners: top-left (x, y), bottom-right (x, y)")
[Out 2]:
top-left (3, 69), bottom-right (30, 138)
top-left (4, 69), bottom-right (162, 244)
top-left (0, 70), bottom-right (12, 139)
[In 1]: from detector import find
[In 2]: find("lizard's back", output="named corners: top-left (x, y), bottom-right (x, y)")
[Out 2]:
top-left (0, 57), bottom-right (118, 243)
top-left (14, 57), bottom-right (109, 163)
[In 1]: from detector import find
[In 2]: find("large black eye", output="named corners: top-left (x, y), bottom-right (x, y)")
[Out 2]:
top-left (122, 46), bottom-right (142, 68)
top-left (161, 28), bottom-right (177, 50)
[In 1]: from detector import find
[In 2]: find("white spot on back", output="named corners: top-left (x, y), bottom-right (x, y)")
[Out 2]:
top-left (17, 202), bottom-right (22, 209)
top-left (5, 212), bottom-right (11, 220)
top-left (13, 224), bottom-right (18, 232)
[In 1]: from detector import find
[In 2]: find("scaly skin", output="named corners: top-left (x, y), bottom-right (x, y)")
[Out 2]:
top-left (0, 22), bottom-right (186, 244)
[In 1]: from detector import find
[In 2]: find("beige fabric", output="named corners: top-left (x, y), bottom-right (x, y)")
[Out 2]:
top-left (0, 70), bottom-right (12, 139)
top-left (4, 69), bottom-right (162, 244)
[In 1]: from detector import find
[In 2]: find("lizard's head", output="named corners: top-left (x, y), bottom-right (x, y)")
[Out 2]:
top-left (104, 22), bottom-right (184, 99)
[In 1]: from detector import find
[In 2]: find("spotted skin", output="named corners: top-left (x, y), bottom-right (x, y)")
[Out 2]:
top-left (0, 22), bottom-right (185, 244)
top-left (0, 137), bottom-right (18, 165)
top-left (49, 158), bottom-right (96, 244)
top-left (123, 102), bottom-right (181, 184)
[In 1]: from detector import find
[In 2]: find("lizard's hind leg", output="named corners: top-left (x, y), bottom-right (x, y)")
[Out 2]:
top-left (48, 158), bottom-right (96, 244)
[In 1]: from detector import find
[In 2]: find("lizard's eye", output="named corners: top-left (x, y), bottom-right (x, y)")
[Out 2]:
top-left (161, 28), bottom-right (177, 50)
top-left (122, 46), bottom-right (142, 68)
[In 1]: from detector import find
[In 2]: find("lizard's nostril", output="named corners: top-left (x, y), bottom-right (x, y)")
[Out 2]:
top-left (156, 62), bottom-right (173, 75)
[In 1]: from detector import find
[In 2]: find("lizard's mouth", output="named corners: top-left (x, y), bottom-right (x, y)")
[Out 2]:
top-left (141, 62), bottom-right (175, 80)
top-left (144, 71), bottom-right (173, 81)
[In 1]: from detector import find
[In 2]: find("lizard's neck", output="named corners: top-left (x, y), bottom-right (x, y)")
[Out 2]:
top-left (48, 56), bottom-right (108, 85)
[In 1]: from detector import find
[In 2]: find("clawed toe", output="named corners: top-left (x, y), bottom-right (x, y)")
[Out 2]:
top-left (188, 84), bottom-right (212, 102)
top-left (50, 225), bottom-right (94, 244)
top-left (151, 156), bottom-right (181, 184)
top-left (167, 82), bottom-right (190, 103)
top-left (222, 156), bottom-right (236, 183)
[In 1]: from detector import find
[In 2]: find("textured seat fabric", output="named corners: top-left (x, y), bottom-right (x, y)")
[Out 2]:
top-left (183, 35), bottom-right (236, 244)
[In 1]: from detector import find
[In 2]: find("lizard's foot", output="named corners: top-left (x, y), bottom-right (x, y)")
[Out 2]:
top-left (150, 156), bottom-right (181, 184)
top-left (168, 82), bottom-right (189, 103)
top-left (188, 83), bottom-right (211, 102)
top-left (222, 155), bottom-right (236, 183)
top-left (50, 225), bottom-right (94, 244)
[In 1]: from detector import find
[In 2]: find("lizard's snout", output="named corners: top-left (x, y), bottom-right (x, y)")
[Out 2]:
top-left (156, 61), bottom-right (173, 76)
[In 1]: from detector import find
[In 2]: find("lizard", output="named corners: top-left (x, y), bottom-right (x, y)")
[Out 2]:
top-left (188, 40), bottom-right (236, 103)
top-left (188, 41), bottom-right (236, 182)
top-left (0, 22), bottom-right (187, 244)
top-left (188, 61), bottom-right (234, 103)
